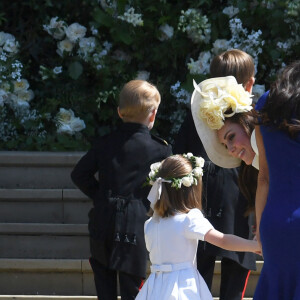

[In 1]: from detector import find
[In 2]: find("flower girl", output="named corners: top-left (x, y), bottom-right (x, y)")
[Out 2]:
top-left (136, 154), bottom-right (259, 300)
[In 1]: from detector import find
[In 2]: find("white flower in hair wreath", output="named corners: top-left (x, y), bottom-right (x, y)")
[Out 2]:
top-left (193, 76), bottom-right (253, 130)
top-left (147, 153), bottom-right (205, 190)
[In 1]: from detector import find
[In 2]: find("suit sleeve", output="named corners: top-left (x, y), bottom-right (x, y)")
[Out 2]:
top-left (71, 144), bottom-right (100, 203)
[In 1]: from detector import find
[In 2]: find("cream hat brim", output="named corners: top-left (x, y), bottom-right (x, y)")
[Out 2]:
top-left (190, 78), bottom-right (241, 168)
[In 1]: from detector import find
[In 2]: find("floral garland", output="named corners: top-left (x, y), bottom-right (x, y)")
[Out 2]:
top-left (147, 153), bottom-right (205, 189)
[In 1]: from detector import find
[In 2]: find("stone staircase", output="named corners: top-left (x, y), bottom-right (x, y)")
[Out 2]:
top-left (0, 151), bottom-right (262, 299)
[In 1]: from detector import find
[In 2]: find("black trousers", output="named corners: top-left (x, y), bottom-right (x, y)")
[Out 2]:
top-left (89, 257), bottom-right (143, 300)
top-left (197, 254), bottom-right (250, 300)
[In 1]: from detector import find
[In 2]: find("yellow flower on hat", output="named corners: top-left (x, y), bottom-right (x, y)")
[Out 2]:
top-left (193, 76), bottom-right (253, 130)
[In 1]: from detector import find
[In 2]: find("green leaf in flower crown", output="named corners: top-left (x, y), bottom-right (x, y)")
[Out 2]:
top-left (68, 61), bottom-right (83, 80)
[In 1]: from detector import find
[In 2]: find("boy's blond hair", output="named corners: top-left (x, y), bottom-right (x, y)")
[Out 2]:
top-left (118, 80), bottom-right (161, 122)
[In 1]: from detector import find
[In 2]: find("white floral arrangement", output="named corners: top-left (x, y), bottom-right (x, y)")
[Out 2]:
top-left (193, 76), bottom-right (253, 130)
top-left (147, 153), bottom-right (205, 190)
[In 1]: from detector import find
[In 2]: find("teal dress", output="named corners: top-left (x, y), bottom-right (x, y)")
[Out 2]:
top-left (254, 94), bottom-right (300, 299)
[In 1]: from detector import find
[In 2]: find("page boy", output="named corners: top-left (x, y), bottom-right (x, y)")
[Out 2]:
top-left (71, 80), bottom-right (172, 300)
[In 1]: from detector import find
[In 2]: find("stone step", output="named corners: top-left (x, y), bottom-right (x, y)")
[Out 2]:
top-left (0, 189), bottom-right (92, 224)
top-left (0, 258), bottom-right (263, 297)
top-left (0, 151), bottom-right (84, 189)
top-left (0, 223), bottom-right (89, 258)
top-left (0, 259), bottom-right (95, 295)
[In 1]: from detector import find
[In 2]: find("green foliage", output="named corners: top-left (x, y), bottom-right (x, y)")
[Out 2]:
top-left (0, 0), bottom-right (299, 151)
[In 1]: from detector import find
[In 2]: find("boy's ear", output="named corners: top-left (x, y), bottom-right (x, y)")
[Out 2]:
top-left (245, 77), bottom-right (255, 93)
top-left (149, 109), bottom-right (157, 123)
top-left (117, 107), bottom-right (123, 119)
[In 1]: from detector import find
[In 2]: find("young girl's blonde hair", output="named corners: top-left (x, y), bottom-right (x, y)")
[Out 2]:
top-left (118, 80), bottom-right (161, 122)
top-left (153, 155), bottom-right (203, 218)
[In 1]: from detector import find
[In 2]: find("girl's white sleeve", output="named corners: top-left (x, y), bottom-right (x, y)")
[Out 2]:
top-left (184, 208), bottom-right (214, 241)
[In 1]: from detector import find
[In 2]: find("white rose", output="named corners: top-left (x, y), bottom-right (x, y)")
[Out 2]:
top-left (57, 123), bottom-right (74, 135)
top-left (186, 152), bottom-right (193, 159)
top-left (13, 79), bottom-right (29, 92)
top-left (158, 24), bottom-right (174, 41)
top-left (44, 17), bottom-right (66, 40)
top-left (57, 108), bottom-right (74, 123)
top-left (10, 93), bottom-right (30, 108)
top-left (0, 32), bottom-right (15, 46)
top-left (182, 176), bottom-right (193, 187)
top-left (193, 167), bottom-right (203, 177)
top-left (15, 89), bottom-right (34, 102)
top-left (70, 117), bottom-right (86, 132)
top-left (57, 39), bottom-right (74, 56)
top-left (3, 39), bottom-right (19, 53)
top-left (65, 23), bottom-right (87, 42)
top-left (149, 170), bottom-right (156, 178)
top-left (150, 162), bottom-right (162, 172)
top-left (195, 157), bottom-right (205, 168)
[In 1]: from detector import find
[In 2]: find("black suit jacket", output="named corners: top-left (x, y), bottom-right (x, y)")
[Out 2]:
top-left (71, 122), bottom-right (172, 278)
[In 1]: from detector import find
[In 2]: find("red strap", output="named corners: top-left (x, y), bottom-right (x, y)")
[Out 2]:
top-left (241, 270), bottom-right (251, 299)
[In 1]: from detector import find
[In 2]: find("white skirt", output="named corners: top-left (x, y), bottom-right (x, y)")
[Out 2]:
top-left (136, 263), bottom-right (213, 300)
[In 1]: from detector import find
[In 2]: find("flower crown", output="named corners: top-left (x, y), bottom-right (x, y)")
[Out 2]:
top-left (193, 76), bottom-right (253, 130)
top-left (148, 153), bottom-right (205, 190)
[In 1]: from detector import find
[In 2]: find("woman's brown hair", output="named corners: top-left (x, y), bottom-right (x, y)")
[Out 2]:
top-left (259, 60), bottom-right (300, 138)
top-left (224, 111), bottom-right (258, 214)
top-left (152, 155), bottom-right (202, 218)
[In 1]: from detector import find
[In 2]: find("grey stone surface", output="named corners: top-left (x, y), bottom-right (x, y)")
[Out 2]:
top-left (0, 225), bottom-right (89, 258)
top-left (0, 151), bottom-right (86, 189)
top-left (0, 167), bottom-right (76, 188)
top-left (0, 151), bottom-right (84, 167)
top-left (0, 189), bottom-right (91, 224)
top-left (0, 259), bottom-right (95, 296)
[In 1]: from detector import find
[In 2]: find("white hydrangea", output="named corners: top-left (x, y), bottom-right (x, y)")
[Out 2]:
top-left (252, 84), bottom-right (266, 104)
top-left (187, 51), bottom-right (211, 75)
top-left (178, 9), bottom-right (211, 44)
top-left (170, 81), bottom-right (191, 105)
top-left (53, 66), bottom-right (63, 74)
top-left (212, 39), bottom-right (230, 55)
top-left (0, 89), bottom-right (8, 106)
top-left (118, 7), bottom-right (143, 27)
top-left (65, 23), bottom-right (87, 43)
top-left (136, 70), bottom-right (150, 81)
top-left (228, 18), bottom-right (265, 71)
top-left (222, 6), bottom-right (239, 18)
top-left (158, 24), bottom-right (174, 41)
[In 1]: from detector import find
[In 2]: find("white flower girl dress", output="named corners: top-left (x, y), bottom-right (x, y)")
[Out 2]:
top-left (136, 208), bottom-right (214, 300)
